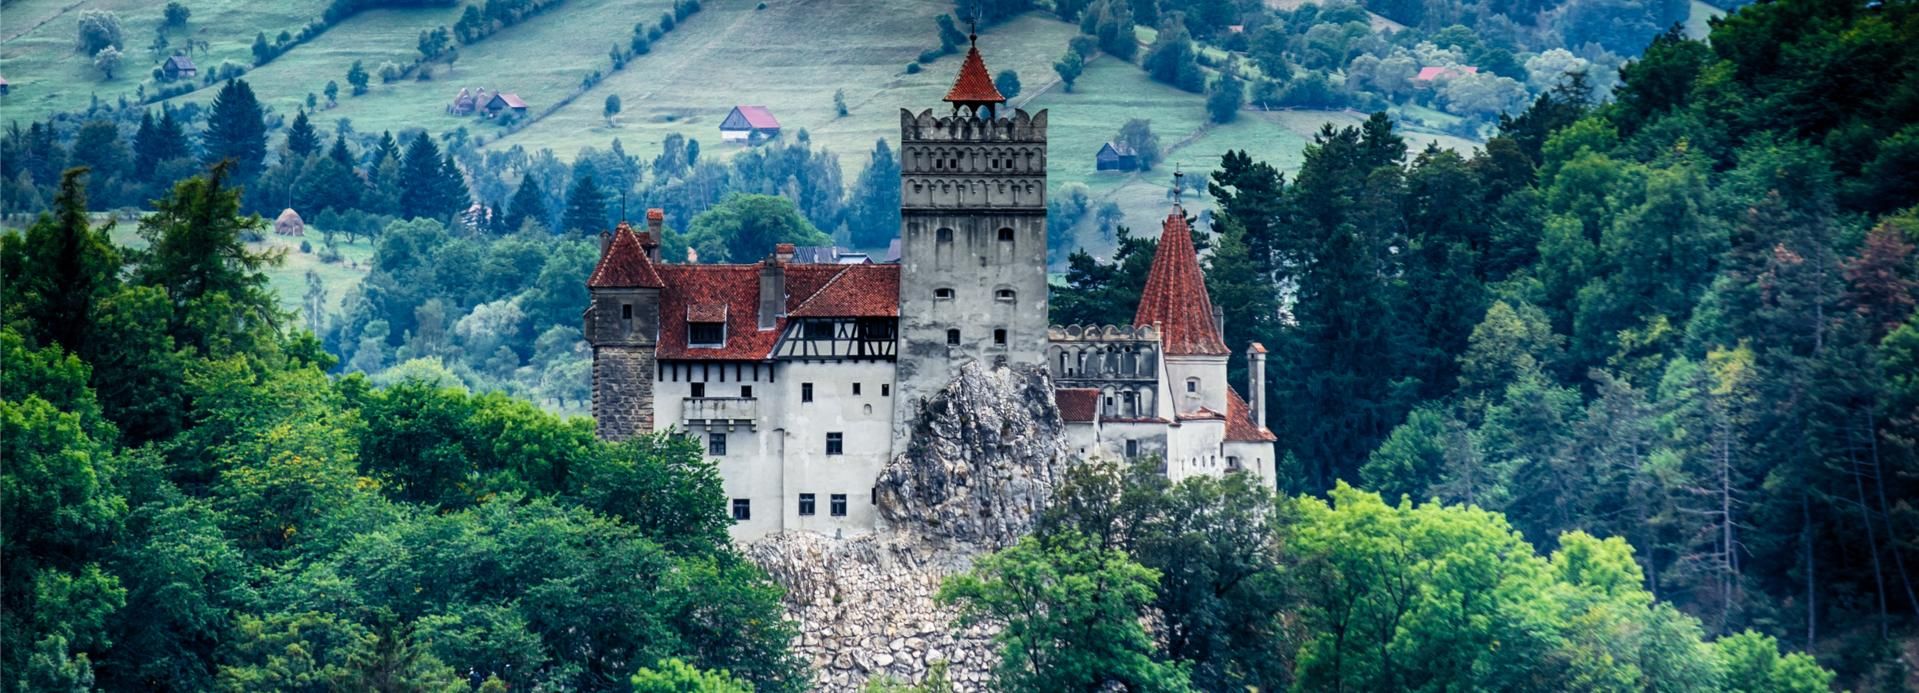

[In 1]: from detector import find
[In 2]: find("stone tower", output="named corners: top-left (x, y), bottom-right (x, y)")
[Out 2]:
top-left (584, 211), bottom-right (666, 440)
top-left (892, 34), bottom-right (1050, 443)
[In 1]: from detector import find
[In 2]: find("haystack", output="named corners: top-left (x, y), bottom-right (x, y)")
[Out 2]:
top-left (275, 208), bottom-right (305, 236)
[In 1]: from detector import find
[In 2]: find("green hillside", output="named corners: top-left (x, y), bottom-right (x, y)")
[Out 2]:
top-left (2, 0), bottom-right (1479, 255)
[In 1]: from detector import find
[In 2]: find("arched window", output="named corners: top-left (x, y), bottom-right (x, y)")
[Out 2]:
top-left (995, 289), bottom-right (1015, 302)
top-left (997, 227), bottom-right (1015, 242)
top-left (934, 287), bottom-right (956, 299)
top-left (936, 227), bottom-right (954, 243)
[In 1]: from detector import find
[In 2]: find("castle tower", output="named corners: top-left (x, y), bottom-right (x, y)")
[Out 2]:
top-left (584, 211), bottom-right (666, 440)
top-left (1134, 186), bottom-right (1231, 418)
top-left (892, 34), bottom-right (1050, 442)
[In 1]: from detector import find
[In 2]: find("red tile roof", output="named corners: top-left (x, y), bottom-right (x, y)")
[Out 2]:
top-left (788, 264), bottom-right (900, 318)
top-left (1055, 388), bottom-right (1100, 423)
top-left (491, 92), bottom-right (528, 109)
top-left (1225, 388), bottom-right (1276, 442)
top-left (587, 223), bottom-right (665, 288)
top-left (1134, 208), bottom-right (1229, 355)
top-left (944, 40), bottom-right (1006, 105)
top-left (648, 260), bottom-right (902, 360)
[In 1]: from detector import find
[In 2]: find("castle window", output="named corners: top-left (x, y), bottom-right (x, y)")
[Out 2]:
top-left (731, 499), bottom-right (751, 521)
top-left (799, 493), bottom-right (816, 516)
top-left (946, 329), bottom-right (960, 345)
top-left (1125, 440), bottom-right (1139, 459)
top-left (994, 329), bottom-right (1007, 345)
top-left (937, 227), bottom-right (954, 243)
top-left (997, 227), bottom-right (1014, 242)
top-left (996, 289), bottom-right (1015, 302)
top-left (690, 382), bottom-right (706, 398)
top-left (881, 384), bottom-right (891, 397)
top-left (934, 287), bottom-right (955, 300)
top-left (802, 382), bottom-right (814, 402)
top-left (1186, 378), bottom-right (1199, 393)
top-left (622, 303), bottom-right (633, 320)
top-left (1227, 456), bottom-right (1242, 471)
top-left (831, 494), bottom-right (848, 517)
top-left (689, 321), bottom-right (725, 347)
top-left (853, 383), bottom-right (862, 396)
top-left (741, 385), bottom-right (753, 398)
top-left (826, 432), bottom-right (843, 455)
top-left (708, 432), bottom-right (726, 456)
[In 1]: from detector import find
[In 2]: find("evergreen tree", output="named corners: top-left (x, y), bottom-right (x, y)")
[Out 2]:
top-left (1205, 59), bottom-right (1244, 123)
top-left (398, 133), bottom-right (465, 221)
top-left (132, 108), bottom-right (189, 182)
top-left (285, 109), bottom-right (321, 159)
top-left (134, 162), bottom-right (280, 334)
top-left (844, 139), bottom-right (901, 249)
top-left (505, 175), bottom-right (547, 233)
top-left (562, 171), bottom-right (608, 234)
top-left (201, 79), bottom-right (268, 176)
top-left (326, 132), bottom-right (353, 166)
top-left (0, 168), bottom-right (122, 356)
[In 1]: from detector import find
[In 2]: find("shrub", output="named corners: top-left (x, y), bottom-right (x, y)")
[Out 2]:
top-left (659, 12), bottom-right (675, 31)
top-left (299, 239), bottom-right (313, 253)
top-left (917, 48), bottom-right (942, 64)
top-left (905, 63), bottom-right (922, 74)
top-left (377, 61), bottom-right (403, 83)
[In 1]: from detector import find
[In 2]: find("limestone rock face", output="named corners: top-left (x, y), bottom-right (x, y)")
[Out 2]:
top-left (878, 361), bottom-right (1069, 546)
top-left (745, 362), bottom-right (1070, 691)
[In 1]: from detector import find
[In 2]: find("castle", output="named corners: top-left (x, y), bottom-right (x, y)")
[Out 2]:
top-left (584, 36), bottom-right (1277, 541)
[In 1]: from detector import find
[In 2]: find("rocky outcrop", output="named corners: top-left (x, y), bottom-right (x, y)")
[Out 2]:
top-left (877, 361), bottom-right (1069, 546)
top-left (745, 362), bottom-right (1070, 690)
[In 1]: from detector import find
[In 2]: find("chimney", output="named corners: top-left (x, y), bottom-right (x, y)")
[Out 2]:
top-left (1248, 342), bottom-right (1268, 429)
top-left (598, 230), bottom-right (612, 257)
top-left (1212, 306), bottom-right (1225, 338)
top-left (644, 208), bottom-right (665, 262)
top-left (759, 249), bottom-right (786, 330)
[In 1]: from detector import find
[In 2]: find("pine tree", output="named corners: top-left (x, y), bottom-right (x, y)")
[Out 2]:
top-left (505, 175), bottom-right (547, 233)
top-left (845, 139), bottom-right (900, 249)
top-left (373, 130), bottom-right (399, 164)
top-left (202, 79), bottom-right (268, 176)
top-left (285, 109), bottom-right (320, 158)
top-left (132, 108), bottom-right (188, 182)
top-left (326, 132), bottom-right (353, 166)
top-left (0, 168), bottom-right (122, 356)
top-left (562, 172), bottom-right (608, 234)
top-left (398, 133), bottom-right (464, 220)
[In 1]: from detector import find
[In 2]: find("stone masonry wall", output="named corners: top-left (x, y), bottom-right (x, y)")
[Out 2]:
top-left (591, 345), bottom-right (654, 440)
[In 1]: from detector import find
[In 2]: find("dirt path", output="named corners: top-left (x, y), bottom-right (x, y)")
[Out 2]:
top-left (3, 0), bottom-right (88, 44)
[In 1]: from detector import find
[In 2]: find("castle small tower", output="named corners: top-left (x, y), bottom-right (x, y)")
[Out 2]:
top-left (584, 210), bottom-right (666, 440)
top-left (892, 33), bottom-right (1050, 442)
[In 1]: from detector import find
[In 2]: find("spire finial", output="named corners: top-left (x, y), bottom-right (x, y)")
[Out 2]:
top-left (1172, 164), bottom-right (1185, 206)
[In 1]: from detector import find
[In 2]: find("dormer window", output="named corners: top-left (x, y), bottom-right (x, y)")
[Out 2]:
top-left (689, 321), bottom-right (725, 347)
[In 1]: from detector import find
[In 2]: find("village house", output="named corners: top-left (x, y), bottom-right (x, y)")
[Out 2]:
top-left (162, 55), bottom-right (197, 81)
top-left (486, 92), bottom-right (528, 118)
top-left (1096, 141), bottom-right (1138, 171)
top-left (584, 36), bottom-right (1277, 542)
top-left (719, 105), bottom-right (781, 144)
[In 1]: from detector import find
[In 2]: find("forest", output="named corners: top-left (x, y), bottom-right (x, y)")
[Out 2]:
top-left (3, 0), bottom-right (1917, 690)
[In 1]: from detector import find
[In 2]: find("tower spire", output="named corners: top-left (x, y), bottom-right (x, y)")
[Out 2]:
top-left (942, 29), bottom-right (1005, 117)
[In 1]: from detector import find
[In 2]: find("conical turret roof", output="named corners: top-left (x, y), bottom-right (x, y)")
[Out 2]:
top-left (1133, 207), bottom-right (1229, 356)
top-left (943, 35), bottom-right (1006, 106)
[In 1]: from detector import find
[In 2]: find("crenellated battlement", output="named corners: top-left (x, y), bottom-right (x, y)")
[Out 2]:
top-left (900, 108), bottom-right (1048, 143)
top-left (1047, 324), bottom-right (1160, 343)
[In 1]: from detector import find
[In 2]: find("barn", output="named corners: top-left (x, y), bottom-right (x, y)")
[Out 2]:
top-left (1096, 141), bottom-right (1138, 171)
top-left (720, 105), bottom-right (781, 144)
top-left (486, 92), bottom-right (528, 118)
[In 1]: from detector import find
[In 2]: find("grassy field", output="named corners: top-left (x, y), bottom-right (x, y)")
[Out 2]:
top-left (101, 218), bottom-right (376, 316)
top-left (0, 0), bottom-right (330, 124)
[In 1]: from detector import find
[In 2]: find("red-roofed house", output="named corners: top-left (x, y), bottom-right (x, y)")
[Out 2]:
top-left (584, 33), bottom-right (1275, 544)
top-left (1415, 65), bottom-right (1478, 84)
top-left (485, 92), bottom-right (528, 118)
top-left (720, 105), bottom-right (781, 144)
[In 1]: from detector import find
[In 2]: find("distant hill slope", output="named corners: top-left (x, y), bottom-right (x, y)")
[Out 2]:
top-left (3, 0), bottom-right (1479, 251)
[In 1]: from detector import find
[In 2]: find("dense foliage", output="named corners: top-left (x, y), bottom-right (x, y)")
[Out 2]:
top-left (0, 168), bottom-right (802, 692)
top-left (945, 461), bottom-right (1836, 692)
top-left (1054, 0), bottom-right (1918, 685)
